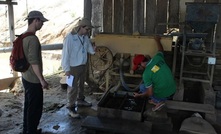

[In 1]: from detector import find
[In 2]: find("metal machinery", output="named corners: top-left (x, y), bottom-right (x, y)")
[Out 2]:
top-left (82, 34), bottom-right (173, 133)
top-left (89, 34), bottom-right (173, 92)
top-left (83, 3), bottom-right (221, 132)
top-left (179, 3), bottom-right (220, 88)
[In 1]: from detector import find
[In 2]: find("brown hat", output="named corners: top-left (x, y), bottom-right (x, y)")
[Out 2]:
top-left (71, 18), bottom-right (94, 34)
top-left (25, 10), bottom-right (48, 22)
top-left (77, 18), bottom-right (94, 28)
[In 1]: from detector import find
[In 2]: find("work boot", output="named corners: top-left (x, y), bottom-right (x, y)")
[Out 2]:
top-left (37, 128), bottom-right (42, 134)
top-left (67, 107), bottom-right (80, 118)
top-left (21, 128), bottom-right (42, 134)
top-left (77, 100), bottom-right (92, 107)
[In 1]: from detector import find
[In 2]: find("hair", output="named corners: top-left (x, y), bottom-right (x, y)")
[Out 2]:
top-left (28, 18), bottom-right (40, 25)
top-left (143, 55), bottom-right (151, 63)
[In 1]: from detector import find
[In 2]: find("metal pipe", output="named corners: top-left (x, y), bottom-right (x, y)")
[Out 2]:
top-left (119, 56), bottom-right (141, 92)
top-left (0, 43), bottom-right (63, 53)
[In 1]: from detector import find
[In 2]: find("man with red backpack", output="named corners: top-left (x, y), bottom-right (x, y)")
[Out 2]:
top-left (21, 10), bottom-right (49, 134)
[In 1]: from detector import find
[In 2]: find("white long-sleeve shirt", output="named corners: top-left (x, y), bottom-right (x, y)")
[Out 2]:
top-left (61, 33), bottom-right (95, 72)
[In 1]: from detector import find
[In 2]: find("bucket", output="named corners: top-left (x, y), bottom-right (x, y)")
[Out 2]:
top-left (60, 77), bottom-right (67, 90)
top-left (215, 91), bottom-right (221, 109)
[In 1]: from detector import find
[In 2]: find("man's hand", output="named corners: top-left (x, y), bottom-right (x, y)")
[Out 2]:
top-left (92, 42), bottom-right (97, 51)
top-left (133, 92), bottom-right (140, 98)
top-left (154, 36), bottom-right (164, 52)
top-left (40, 79), bottom-right (49, 89)
top-left (65, 71), bottom-right (71, 77)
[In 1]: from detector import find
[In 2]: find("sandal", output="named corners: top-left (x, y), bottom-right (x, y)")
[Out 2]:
top-left (152, 102), bottom-right (165, 112)
top-left (148, 99), bottom-right (158, 105)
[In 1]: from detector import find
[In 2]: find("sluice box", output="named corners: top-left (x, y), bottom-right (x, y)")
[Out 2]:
top-left (97, 90), bottom-right (146, 121)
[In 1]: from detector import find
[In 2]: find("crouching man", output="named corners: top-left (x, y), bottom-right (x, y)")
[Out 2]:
top-left (133, 36), bottom-right (176, 111)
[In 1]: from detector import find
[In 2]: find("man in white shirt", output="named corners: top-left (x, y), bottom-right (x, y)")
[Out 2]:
top-left (61, 18), bottom-right (95, 118)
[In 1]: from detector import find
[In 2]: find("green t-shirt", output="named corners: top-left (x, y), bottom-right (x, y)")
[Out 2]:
top-left (142, 52), bottom-right (176, 98)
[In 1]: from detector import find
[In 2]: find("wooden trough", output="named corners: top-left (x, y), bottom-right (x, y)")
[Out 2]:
top-left (0, 77), bottom-right (19, 90)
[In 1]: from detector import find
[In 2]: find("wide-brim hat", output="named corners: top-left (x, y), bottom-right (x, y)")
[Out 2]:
top-left (71, 18), bottom-right (94, 34)
top-left (77, 18), bottom-right (94, 28)
top-left (25, 10), bottom-right (48, 22)
top-left (133, 55), bottom-right (146, 71)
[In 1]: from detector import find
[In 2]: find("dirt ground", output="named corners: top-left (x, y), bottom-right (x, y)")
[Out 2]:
top-left (0, 52), bottom-right (102, 134)
top-left (1, 53), bottom-right (221, 134)
top-left (0, 71), bottom-right (103, 134)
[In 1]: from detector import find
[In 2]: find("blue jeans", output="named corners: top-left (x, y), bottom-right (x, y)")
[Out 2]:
top-left (139, 84), bottom-right (167, 103)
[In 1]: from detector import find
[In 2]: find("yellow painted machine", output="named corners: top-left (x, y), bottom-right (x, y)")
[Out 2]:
top-left (89, 34), bottom-right (173, 91)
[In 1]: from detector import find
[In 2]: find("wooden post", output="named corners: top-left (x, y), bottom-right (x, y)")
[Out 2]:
top-left (7, 0), bottom-right (17, 77)
top-left (84, 0), bottom-right (92, 20)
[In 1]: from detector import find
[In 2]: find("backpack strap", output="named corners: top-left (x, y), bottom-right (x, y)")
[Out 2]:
top-left (15, 32), bottom-right (35, 39)
top-left (21, 32), bottom-right (35, 39)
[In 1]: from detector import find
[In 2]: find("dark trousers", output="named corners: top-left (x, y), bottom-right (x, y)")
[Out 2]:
top-left (22, 78), bottom-right (43, 134)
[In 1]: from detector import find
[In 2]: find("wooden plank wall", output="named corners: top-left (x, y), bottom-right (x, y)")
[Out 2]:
top-left (156, 0), bottom-right (168, 34)
top-left (168, 0), bottom-right (179, 28)
top-left (101, 0), bottom-right (221, 82)
top-left (103, 0), bottom-right (112, 33)
top-left (124, 0), bottom-right (133, 34)
top-left (102, 0), bottom-right (220, 36)
top-left (114, 0), bottom-right (124, 33)
top-left (103, 0), bottom-right (180, 35)
top-left (137, 0), bottom-right (144, 33)
top-left (146, 0), bottom-right (156, 34)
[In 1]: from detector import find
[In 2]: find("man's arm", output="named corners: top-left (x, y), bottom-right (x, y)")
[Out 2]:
top-left (32, 64), bottom-right (48, 89)
top-left (133, 86), bottom-right (153, 98)
top-left (61, 35), bottom-right (71, 76)
top-left (155, 36), bottom-right (164, 52)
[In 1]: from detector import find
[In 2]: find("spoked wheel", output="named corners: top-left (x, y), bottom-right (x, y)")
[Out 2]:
top-left (90, 46), bottom-right (113, 71)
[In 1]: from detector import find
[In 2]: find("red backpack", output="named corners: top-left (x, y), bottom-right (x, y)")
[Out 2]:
top-left (10, 32), bottom-right (35, 72)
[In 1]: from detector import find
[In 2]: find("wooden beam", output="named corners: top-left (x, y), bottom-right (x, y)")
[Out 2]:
top-left (166, 100), bottom-right (215, 114)
top-left (81, 116), bottom-right (152, 134)
top-left (0, 77), bottom-right (19, 90)
top-left (0, 1), bottom-right (17, 5)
